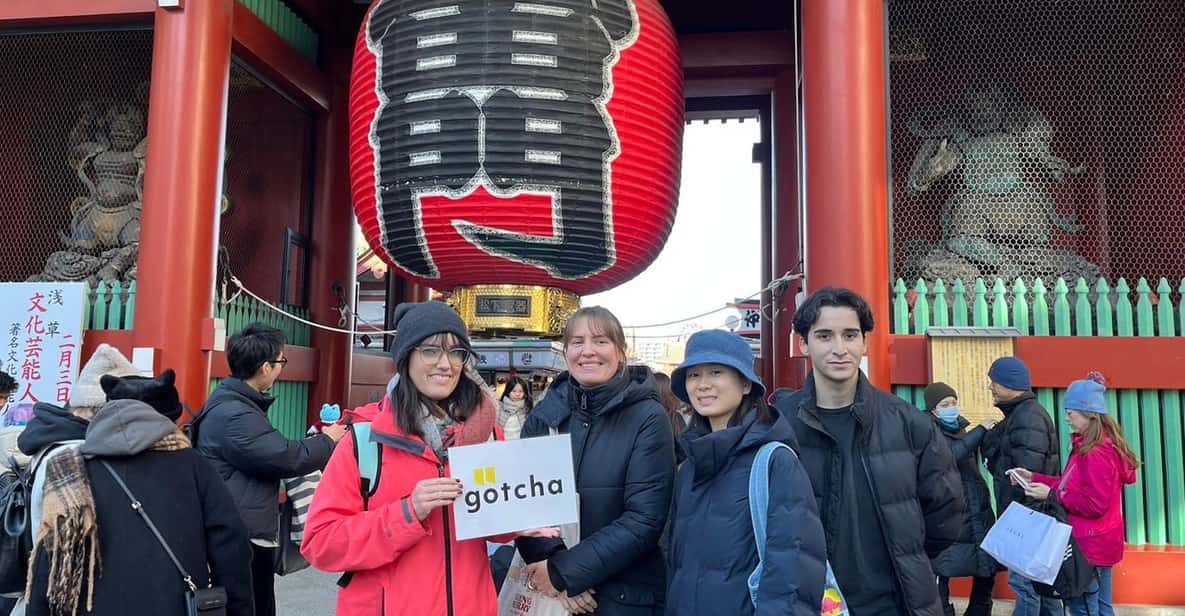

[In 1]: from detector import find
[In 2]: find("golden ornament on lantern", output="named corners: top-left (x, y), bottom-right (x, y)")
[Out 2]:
top-left (449, 285), bottom-right (580, 337)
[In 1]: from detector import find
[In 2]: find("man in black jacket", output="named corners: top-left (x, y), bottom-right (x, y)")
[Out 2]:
top-left (195, 324), bottom-right (346, 616)
top-left (981, 356), bottom-right (1061, 616)
top-left (773, 288), bottom-right (964, 615)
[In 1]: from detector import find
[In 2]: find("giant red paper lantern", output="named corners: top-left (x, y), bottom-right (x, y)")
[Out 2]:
top-left (349, 0), bottom-right (683, 295)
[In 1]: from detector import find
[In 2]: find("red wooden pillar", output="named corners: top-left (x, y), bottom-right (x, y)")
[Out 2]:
top-left (134, 0), bottom-right (233, 411)
top-left (801, 0), bottom-right (891, 389)
top-left (306, 49), bottom-right (356, 417)
top-left (771, 68), bottom-right (804, 391)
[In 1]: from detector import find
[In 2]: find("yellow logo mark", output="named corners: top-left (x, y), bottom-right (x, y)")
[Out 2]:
top-left (473, 467), bottom-right (497, 486)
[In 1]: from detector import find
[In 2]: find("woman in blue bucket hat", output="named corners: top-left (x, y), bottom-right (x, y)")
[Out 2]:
top-left (664, 330), bottom-right (828, 616)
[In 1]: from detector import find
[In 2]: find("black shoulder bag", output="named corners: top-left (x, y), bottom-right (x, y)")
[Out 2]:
top-left (99, 461), bottom-right (228, 616)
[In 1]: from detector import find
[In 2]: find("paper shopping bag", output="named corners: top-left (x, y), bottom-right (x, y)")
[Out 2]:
top-left (498, 523), bottom-right (579, 616)
top-left (980, 501), bottom-right (1072, 585)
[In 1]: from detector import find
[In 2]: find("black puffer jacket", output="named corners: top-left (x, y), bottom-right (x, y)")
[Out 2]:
top-left (982, 393), bottom-right (1060, 515)
top-left (26, 400), bottom-right (254, 616)
top-left (930, 417), bottom-right (1000, 579)
top-left (773, 375), bottom-right (965, 616)
top-left (667, 408), bottom-right (826, 616)
top-left (195, 378), bottom-right (334, 540)
top-left (517, 367), bottom-right (675, 615)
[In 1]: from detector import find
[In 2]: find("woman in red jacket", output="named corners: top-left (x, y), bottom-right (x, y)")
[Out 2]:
top-left (1010, 372), bottom-right (1138, 616)
top-left (301, 301), bottom-right (552, 616)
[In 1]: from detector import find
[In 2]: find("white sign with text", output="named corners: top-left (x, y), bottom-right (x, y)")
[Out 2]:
top-left (448, 434), bottom-right (578, 541)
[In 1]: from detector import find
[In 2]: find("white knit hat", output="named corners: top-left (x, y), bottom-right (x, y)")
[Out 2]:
top-left (69, 343), bottom-right (141, 408)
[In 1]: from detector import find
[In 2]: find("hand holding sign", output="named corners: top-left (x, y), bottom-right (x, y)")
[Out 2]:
top-left (448, 435), bottom-right (578, 540)
top-left (411, 477), bottom-right (463, 521)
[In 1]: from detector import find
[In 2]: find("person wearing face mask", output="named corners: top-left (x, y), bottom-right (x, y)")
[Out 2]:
top-left (923, 383), bottom-right (1000, 616)
top-left (516, 306), bottom-right (675, 616)
top-left (666, 331), bottom-right (826, 616)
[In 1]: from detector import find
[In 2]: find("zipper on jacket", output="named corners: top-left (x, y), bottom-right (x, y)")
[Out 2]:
top-left (438, 463), bottom-right (455, 616)
top-left (381, 589), bottom-right (386, 616)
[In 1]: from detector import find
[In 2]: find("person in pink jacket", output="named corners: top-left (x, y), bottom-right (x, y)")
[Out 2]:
top-left (300, 301), bottom-right (554, 616)
top-left (1010, 372), bottom-right (1139, 616)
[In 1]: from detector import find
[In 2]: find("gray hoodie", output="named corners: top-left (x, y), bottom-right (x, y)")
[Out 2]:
top-left (80, 399), bottom-right (178, 458)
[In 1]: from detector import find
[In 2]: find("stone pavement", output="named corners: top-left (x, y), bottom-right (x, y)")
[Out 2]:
top-left (277, 568), bottom-right (1185, 615)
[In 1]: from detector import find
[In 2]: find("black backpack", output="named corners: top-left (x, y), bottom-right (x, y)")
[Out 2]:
top-left (1032, 499), bottom-right (1097, 601)
top-left (0, 458), bottom-right (33, 598)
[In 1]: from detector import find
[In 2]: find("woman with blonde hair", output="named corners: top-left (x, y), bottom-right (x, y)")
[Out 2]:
top-left (1010, 372), bottom-right (1138, 616)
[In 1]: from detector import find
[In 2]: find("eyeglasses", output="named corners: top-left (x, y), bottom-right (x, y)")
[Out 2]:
top-left (415, 345), bottom-right (472, 366)
top-left (268, 358), bottom-right (289, 366)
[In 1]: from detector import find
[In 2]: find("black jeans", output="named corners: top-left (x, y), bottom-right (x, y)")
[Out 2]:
top-left (251, 544), bottom-right (277, 616)
top-left (938, 575), bottom-right (995, 616)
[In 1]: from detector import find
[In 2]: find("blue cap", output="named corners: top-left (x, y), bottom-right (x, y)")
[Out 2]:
top-left (671, 330), bottom-right (764, 404)
top-left (1065, 375), bottom-right (1107, 415)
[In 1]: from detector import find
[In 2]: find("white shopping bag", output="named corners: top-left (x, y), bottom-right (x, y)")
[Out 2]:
top-left (498, 523), bottom-right (580, 616)
top-left (980, 501), bottom-right (1072, 585)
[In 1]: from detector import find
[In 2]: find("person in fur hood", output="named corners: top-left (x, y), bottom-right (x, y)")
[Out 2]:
top-left (24, 371), bottom-right (253, 616)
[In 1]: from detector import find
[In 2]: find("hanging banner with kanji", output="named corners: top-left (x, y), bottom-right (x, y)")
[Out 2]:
top-left (0, 283), bottom-right (85, 427)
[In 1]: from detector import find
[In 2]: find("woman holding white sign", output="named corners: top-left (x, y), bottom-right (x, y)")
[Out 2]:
top-left (302, 301), bottom-right (555, 616)
top-left (517, 306), bottom-right (676, 615)
top-left (665, 330), bottom-right (828, 616)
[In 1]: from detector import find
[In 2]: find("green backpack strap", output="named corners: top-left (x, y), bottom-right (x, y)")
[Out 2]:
top-left (350, 422), bottom-right (382, 508)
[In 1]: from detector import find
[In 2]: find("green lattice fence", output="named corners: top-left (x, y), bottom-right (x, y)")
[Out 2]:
top-left (891, 276), bottom-right (1185, 547)
top-left (216, 295), bottom-right (311, 346)
top-left (209, 377), bottom-right (309, 441)
top-left (83, 280), bottom-right (136, 331)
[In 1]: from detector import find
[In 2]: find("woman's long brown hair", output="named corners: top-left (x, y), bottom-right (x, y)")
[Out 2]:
top-left (1077, 414), bottom-right (1141, 468)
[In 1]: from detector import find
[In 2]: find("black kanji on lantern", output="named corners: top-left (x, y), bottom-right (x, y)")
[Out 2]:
top-left (366, 0), bottom-right (637, 279)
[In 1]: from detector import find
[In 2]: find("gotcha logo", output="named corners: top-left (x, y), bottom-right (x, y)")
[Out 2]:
top-left (464, 466), bottom-right (565, 514)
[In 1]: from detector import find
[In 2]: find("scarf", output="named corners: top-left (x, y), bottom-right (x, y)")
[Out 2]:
top-left (498, 398), bottom-right (528, 425)
top-left (30, 430), bottom-right (191, 614)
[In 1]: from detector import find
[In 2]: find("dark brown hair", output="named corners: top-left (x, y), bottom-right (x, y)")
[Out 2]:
top-left (392, 334), bottom-right (482, 438)
top-left (687, 368), bottom-right (773, 432)
top-left (651, 372), bottom-right (686, 437)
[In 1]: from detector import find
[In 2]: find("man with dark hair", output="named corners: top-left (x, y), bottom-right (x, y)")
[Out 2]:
top-left (773, 287), bottom-right (965, 615)
top-left (195, 323), bottom-right (347, 616)
top-left (981, 356), bottom-right (1061, 616)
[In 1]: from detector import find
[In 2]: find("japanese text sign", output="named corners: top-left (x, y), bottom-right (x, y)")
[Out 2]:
top-left (0, 283), bottom-right (85, 426)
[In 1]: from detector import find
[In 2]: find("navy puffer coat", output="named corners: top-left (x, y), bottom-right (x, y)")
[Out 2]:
top-left (516, 367), bottom-right (675, 615)
top-left (666, 407), bottom-right (826, 616)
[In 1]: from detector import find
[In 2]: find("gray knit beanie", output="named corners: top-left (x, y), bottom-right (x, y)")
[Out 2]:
top-left (391, 301), bottom-right (471, 366)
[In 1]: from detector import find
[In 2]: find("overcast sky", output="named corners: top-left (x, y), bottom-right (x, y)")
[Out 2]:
top-left (585, 119), bottom-right (763, 339)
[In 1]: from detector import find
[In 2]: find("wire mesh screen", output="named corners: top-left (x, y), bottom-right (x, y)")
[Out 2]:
top-left (219, 64), bottom-right (315, 308)
top-left (0, 29), bottom-right (153, 284)
top-left (889, 0), bottom-right (1185, 287)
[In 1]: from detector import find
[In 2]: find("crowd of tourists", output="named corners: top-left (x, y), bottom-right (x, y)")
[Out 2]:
top-left (0, 287), bottom-right (1139, 616)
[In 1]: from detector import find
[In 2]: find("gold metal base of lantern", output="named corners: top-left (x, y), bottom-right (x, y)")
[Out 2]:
top-left (449, 285), bottom-right (580, 337)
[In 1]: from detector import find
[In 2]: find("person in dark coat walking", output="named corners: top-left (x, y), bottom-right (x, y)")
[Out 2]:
top-left (772, 288), bottom-right (965, 616)
top-left (25, 375), bottom-right (253, 616)
top-left (666, 330), bottom-right (826, 616)
top-left (194, 323), bottom-right (347, 616)
top-left (980, 357), bottom-right (1061, 616)
top-left (923, 382), bottom-right (1000, 616)
top-left (517, 307), bottom-right (675, 616)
